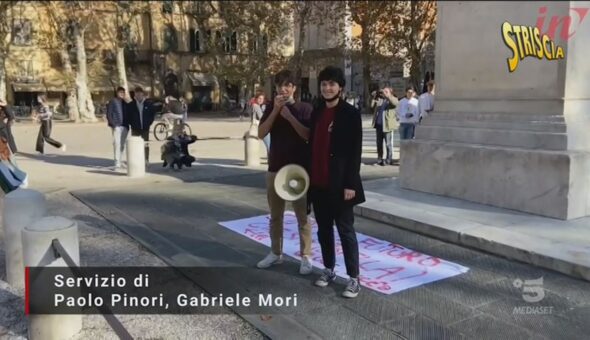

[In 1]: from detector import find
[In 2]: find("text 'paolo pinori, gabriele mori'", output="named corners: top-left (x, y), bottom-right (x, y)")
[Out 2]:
top-left (52, 274), bottom-right (298, 310)
top-left (501, 21), bottom-right (565, 72)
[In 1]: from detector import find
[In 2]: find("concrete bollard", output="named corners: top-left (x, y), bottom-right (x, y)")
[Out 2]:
top-left (22, 216), bottom-right (82, 340)
top-left (2, 188), bottom-right (46, 289)
top-left (244, 124), bottom-right (260, 166)
top-left (126, 135), bottom-right (146, 178)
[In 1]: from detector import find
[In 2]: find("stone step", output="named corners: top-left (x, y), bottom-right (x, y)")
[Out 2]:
top-left (421, 118), bottom-right (567, 133)
top-left (430, 111), bottom-right (565, 123)
top-left (415, 125), bottom-right (567, 150)
top-left (354, 179), bottom-right (590, 282)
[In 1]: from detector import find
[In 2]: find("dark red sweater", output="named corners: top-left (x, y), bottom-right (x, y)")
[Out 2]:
top-left (311, 106), bottom-right (336, 188)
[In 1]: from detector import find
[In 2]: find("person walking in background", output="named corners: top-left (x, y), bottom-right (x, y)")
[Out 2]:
top-left (33, 93), bottom-right (66, 155)
top-left (106, 87), bottom-right (130, 169)
top-left (371, 87), bottom-right (398, 165)
top-left (250, 91), bottom-right (270, 155)
top-left (162, 90), bottom-right (185, 131)
top-left (0, 100), bottom-right (17, 154)
top-left (127, 86), bottom-right (156, 164)
top-left (397, 87), bottom-right (420, 140)
top-left (418, 81), bottom-right (435, 122)
top-left (181, 91), bottom-right (192, 123)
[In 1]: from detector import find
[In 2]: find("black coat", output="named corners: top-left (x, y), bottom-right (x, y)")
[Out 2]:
top-left (126, 99), bottom-right (156, 131)
top-left (308, 99), bottom-right (365, 207)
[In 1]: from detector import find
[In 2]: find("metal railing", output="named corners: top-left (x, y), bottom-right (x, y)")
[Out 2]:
top-left (51, 239), bottom-right (134, 340)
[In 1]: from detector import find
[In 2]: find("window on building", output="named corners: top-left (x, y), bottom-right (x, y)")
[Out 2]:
top-left (248, 34), bottom-right (257, 54)
top-left (216, 31), bottom-right (237, 54)
top-left (17, 60), bottom-right (34, 79)
top-left (162, 0), bottom-right (173, 14)
top-left (229, 31), bottom-right (237, 53)
top-left (163, 25), bottom-right (178, 52)
top-left (248, 34), bottom-right (268, 54)
top-left (194, 2), bottom-right (204, 14)
top-left (189, 29), bottom-right (206, 53)
top-left (13, 19), bottom-right (32, 45)
top-left (215, 30), bottom-right (223, 52)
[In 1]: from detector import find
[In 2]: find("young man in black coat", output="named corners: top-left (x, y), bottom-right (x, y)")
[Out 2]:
top-left (127, 86), bottom-right (156, 163)
top-left (309, 66), bottom-right (365, 298)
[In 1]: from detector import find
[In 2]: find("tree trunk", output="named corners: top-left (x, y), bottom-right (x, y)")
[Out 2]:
top-left (59, 49), bottom-right (80, 122)
top-left (410, 51), bottom-right (423, 93)
top-left (294, 5), bottom-right (308, 100)
top-left (361, 28), bottom-right (371, 116)
top-left (116, 46), bottom-right (129, 96)
top-left (74, 27), bottom-right (96, 122)
top-left (0, 53), bottom-right (6, 102)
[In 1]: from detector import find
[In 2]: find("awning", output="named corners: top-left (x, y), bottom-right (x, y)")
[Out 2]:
top-left (12, 82), bottom-right (46, 92)
top-left (186, 72), bottom-right (218, 87)
top-left (44, 78), bottom-right (68, 92)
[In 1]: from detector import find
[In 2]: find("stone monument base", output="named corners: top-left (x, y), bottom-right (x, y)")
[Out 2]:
top-left (400, 139), bottom-right (590, 220)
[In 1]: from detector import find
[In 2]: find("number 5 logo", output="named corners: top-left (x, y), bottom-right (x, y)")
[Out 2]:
top-left (513, 277), bottom-right (545, 303)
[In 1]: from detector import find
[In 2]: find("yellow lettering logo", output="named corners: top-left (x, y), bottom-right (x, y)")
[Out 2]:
top-left (501, 22), bottom-right (565, 72)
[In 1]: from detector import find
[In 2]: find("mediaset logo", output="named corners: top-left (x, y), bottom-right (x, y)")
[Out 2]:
top-left (512, 277), bottom-right (554, 315)
top-left (501, 22), bottom-right (564, 73)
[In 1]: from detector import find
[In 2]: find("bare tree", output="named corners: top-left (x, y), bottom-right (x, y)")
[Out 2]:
top-left (0, 1), bottom-right (15, 102)
top-left (43, 1), bottom-right (81, 121)
top-left (349, 0), bottom-right (403, 115)
top-left (394, 1), bottom-right (437, 92)
top-left (182, 1), bottom-right (293, 106)
top-left (292, 1), bottom-right (312, 99)
top-left (108, 1), bottom-right (149, 97)
top-left (56, 1), bottom-right (100, 122)
top-left (218, 1), bottom-right (293, 100)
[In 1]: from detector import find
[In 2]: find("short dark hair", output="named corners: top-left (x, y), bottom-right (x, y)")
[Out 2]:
top-left (134, 86), bottom-right (144, 93)
top-left (274, 69), bottom-right (296, 87)
top-left (318, 66), bottom-right (345, 88)
top-left (116, 86), bottom-right (125, 93)
top-left (405, 87), bottom-right (415, 92)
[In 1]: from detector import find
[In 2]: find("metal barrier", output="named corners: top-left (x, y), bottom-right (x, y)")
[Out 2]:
top-left (51, 239), bottom-right (134, 340)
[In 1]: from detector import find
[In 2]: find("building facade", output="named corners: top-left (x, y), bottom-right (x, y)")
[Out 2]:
top-left (3, 1), bottom-right (294, 115)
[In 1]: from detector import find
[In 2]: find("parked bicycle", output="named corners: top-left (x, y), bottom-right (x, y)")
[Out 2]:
top-left (152, 113), bottom-right (192, 141)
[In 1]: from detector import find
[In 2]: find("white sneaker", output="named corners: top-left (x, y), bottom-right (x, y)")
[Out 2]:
top-left (299, 256), bottom-right (313, 275)
top-left (257, 252), bottom-right (282, 269)
top-left (60, 144), bottom-right (67, 152)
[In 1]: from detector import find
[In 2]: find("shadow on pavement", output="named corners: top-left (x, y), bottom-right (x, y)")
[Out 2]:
top-left (19, 152), bottom-right (114, 168)
top-left (86, 169), bottom-right (128, 177)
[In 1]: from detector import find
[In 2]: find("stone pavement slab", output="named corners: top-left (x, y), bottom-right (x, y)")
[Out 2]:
top-left (71, 177), bottom-right (590, 340)
top-left (11, 116), bottom-right (395, 193)
top-left (356, 178), bottom-right (590, 282)
top-left (0, 190), bottom-right (263, 339)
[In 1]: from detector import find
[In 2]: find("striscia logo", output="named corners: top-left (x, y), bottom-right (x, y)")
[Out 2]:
top-left (501, 22), bottom-right (565, 72)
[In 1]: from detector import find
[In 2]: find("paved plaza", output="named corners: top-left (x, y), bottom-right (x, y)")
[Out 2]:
top-left (0, 117), bottom-right (588, 339)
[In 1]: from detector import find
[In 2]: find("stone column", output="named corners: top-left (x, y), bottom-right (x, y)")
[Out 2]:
top-left (400, 1), bottom-right (590, 220)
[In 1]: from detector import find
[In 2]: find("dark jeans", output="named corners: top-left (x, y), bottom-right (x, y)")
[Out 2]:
top-left (399, 123), bottom-right (416, 140)
top-left (36, 119), bottom-right (63, 154)
top-left (312, 188), bottom-right (359, 278)
top-left (375, 126), bottom-right (393, 161)
top-left (131, 128), bottom-right (150, 162)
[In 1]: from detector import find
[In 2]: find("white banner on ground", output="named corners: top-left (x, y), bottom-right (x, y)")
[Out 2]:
top-left (219, 211), bottom-right (469, 295)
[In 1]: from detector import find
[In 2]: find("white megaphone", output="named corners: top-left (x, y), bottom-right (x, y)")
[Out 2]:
top-left (274, 164), bottom-right (310, 201)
